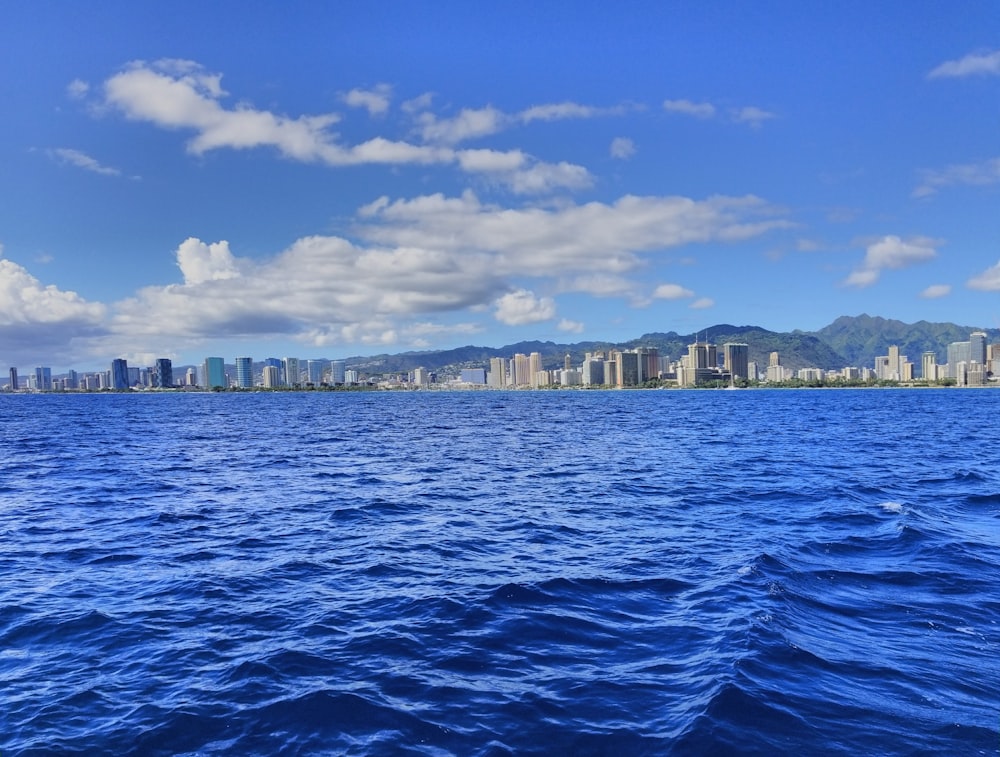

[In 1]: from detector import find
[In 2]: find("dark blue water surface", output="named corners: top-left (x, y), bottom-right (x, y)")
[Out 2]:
top-left (2, 389), bottom-right (998, 755)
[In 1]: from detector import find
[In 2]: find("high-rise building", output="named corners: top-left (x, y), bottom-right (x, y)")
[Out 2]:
top-left (488, 357), bottom-right (506, 388)
top-left (153, 358), bottom-right (173, 388)
top-left (202, 357), bottom-right (226, 389)
top-left (330, 360), bottom-right (346, 385)
top-left (413, 367), bottom-right (429, 386)
top-left (970, 331), bottom-right (988, 367)
top-left (34, 366), bottom-right (52, 391)
top-left (921, 351), bottom-right (937, 381)
top-left (461, 368), bottom-right (486, 384)
top-left (261, 365), bottom-right (280, 388)
top-left (947, 340), bottom-right (972, 379)
top-left (65, 369), bottom-right (78, 390)
top-left (111, 358), bottom-right (130, 390)
top-left (234, 357), bottom-right (253, 388)
top-left (723, 343), bottom-right (749, 380)
top-left (263, 358), bottom-right (284, 385)
top-left (529, 352), bottom-right (543, 388)
top-left (282, 357), bottom-right (300, 387)
top-left (8, 367), bottom-right (18, 391)
top-left (307, 359), bottom-right (325, 385)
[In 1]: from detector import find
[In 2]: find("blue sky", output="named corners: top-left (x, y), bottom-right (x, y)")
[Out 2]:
top-left (2, 2), bottom-right (999, 371)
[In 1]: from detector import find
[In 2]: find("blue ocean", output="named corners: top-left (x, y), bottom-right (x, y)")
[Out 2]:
top-left (2, 389), bottom-right (998, 755)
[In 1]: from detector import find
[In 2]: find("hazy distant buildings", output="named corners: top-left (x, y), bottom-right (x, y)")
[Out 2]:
top-left (8, 367), bottom-right (17, 391)
top-left (307, 359), bottom-right (325, 385)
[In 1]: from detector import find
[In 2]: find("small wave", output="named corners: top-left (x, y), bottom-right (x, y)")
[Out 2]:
top-left (879, 501), bottom-right (905, 514)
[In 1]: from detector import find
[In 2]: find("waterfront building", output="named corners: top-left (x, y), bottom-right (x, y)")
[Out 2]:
top-left (747, 361), bottom-right (759, 381)
top-left (564, 354), bottom-right (572, 371)
top-left (153, 358), bottom-right (173, 388)
top-left (921, 352), bottom-right (937, 381)
top-left (723, 343), bottom-right (749, 380)
top-left (529, 352), bottom-right (543, 388)
top-left (202, 357), bottom-right (226, 389)
top-left (282, 357), bottom-right (300, 387)
top-left (34, 366), bottom-right (52, 391)
top-left (264, 358), bottom-right (284, 385)
top-left (582, 356), bottom-right (605, 386)
top-left (8, 367), bottom-right (17, 391)
top-left (488, 357), bottom-right (506, 388)
top-left (560, 369), bottom-right (582, 386)
top-left (413, 367), bottom-right (429, 386)
top-left (512, 353), bottom-right (531, 387)
top-left (617, 351), bottom-right (640, 387)
top-left (970, 332), bottom-right (988, 367)
top-left (947, 340), bottom-right (972, 379)
top-left (65, 369), bottom-right (78, 390)
top-left (344, 369), bottom-right (359, 384)
top-left (111, 359), bottom-right (129, 390)
top-left (330, 360), bottom-right (346, 385)
top-left (234, 357), bottom-right (253, 388)
top-left (262, 365), bottom-right (280, 388)
top-left (307, 359), bottom-right (325, 385)
top-left (461, 368), bottom-right (486, 384)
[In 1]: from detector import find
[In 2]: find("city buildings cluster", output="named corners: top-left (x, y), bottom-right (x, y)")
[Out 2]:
top-left (4, 330), bottom-right (999, 392)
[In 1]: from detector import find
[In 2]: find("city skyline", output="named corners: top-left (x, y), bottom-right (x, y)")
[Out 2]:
top-left (2, 4), bottom-right (1000, 371)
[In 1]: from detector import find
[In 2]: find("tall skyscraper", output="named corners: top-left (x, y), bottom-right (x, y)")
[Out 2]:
top-left (202, 357), bottom-right (226, 389)
top-left (307, 359), bottom-right (325, 385)
top-left (153, 358), bottom-right (173, 388)
top-left (264, 358), bottom-right (284, 385)
top-left (235, 357), bottom-right (254, 388)
top-left (282, 357), bottom-right (300, 387)
top-left (970, 331), bottom-right (987, 366)
top-left (723, 343), bottom-right (749, 380)
top-left (330, 360), bottom-right (346, 385)
top-left (111, 358), bottom-right (130, 390)
top-left (921, 352), bottom-right (937, 381)
top-left (8, 367), bottom-right (18, 391)
top-left (488, 357), bottom-right (506, 388)
top-left (34, 366), bottom-right (52, 391)
top-left (262, 365), bottom-right (280, 388)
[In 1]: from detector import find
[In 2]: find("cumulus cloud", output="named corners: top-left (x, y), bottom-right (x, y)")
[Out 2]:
top-left (920, 284), bottom-right (951, 298)
top-left (417, 106), bottom-right (508, 144)
top-left (913, 157), bottom-right (1000, 197)
top-left (843, 235), bottom-right (938, 288)
top-left (967, 261), bottom-right (1000, 291)
top-left (663, 99), bottom-right (716, 118)
top-left (342, 84), bottom-right (393, 115)
top-left (176, 238), bottom-right (242, 284)
top-left (358, 191), bottom-right (792, 278)
top-left (557, 318), bottom-right (584, 333)
top-left (493, 289), bottom-right (556, 325)
top-left (610, 137), bottom-right (636, 159)
top-left (652, 283), bottom-right (695, 300)
top-left (0, 259), bottom-right (108, 362)
top-left (928, 49), bottom-right (1000, 79)
top-left (732, 106), bottom-right (776, 128)
top-left (47, 148), bottom-right (122, 176)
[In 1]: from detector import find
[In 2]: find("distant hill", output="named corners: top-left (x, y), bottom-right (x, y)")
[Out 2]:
top-left (806, 314), bottom-right (999, 368)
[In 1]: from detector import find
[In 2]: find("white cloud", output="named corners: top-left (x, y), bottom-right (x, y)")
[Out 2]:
top-left (732, 106), bottom-right (776, 128)
top-left (557, 318), bottom-right (584, 333)
top-left (652, 283), bottom-right (695, 300)
top-left (843, 235), bottom-right (938, 288)
top-left (928, 49), bottom-right (1000, 79)
top-left (359, 191), bottom-right (791, 278)
top-left (0, 259), bottom-right (108, 361)
top-left (342, 84), bottom-right (393, 115)
top-left (519, 102), bottom-right (624, 122)
top-left (610, 137), bottom-right (636, 159)
top-left (100, 61), bottom-right (586, 194)
top-left (66, 79), bottom-right (89, 99)
top-left (561, 274), bottom-right (637, 298)
top-left (417, 106), bottom-right (508, 144)
top-left (690, 297), bottom-right (714, 309)
top-left (968, 261), bottom-right (1000, 291)
top-left (920, 284), bottom-right (951, 298)
top-left (913, 157), bottom-right (1000, 197)
top-left (663, 99), bottom-right (716, 118)
top-left (401, 92), bottom-right (434, 114)
top-left (493, 289), bottom-right (556, 325)
top-left (47, 148), bottom-right (122, 176)
top-left (176, 238), bottom-right (242, 284)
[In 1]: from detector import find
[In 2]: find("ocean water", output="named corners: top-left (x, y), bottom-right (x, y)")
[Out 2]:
top-left (1, 388), bottom-right (998, 755)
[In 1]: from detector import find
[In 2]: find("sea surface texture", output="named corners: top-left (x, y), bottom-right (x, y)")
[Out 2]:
top-left (2, 389), bottom-right (998, 755)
